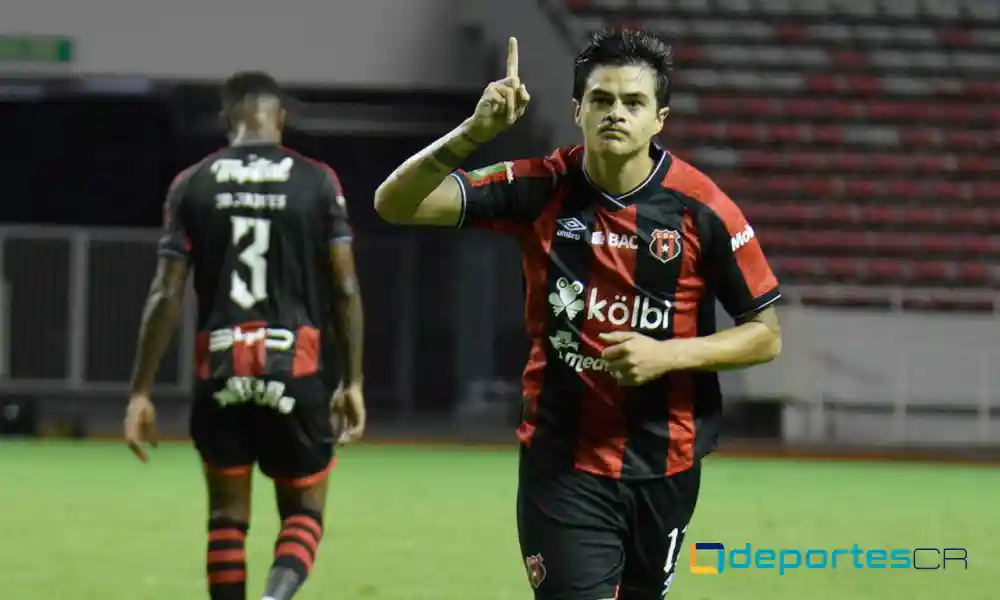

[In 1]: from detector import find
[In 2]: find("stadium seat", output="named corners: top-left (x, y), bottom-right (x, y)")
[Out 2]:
top-left (563, 0), bottom-right (999, 308)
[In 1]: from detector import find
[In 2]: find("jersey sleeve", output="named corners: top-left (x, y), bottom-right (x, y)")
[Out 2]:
top-left (157, 169), bottom-right (194, 259)
top-left (701, 190), bottom-right (781, 319)
top-left (318, 165), bottom-right (353, 244)
top-left (450, 158), bottom-right (555, 236)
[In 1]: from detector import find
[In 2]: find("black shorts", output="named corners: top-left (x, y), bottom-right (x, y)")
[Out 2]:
top-left (517, 449), bottom-right (701, 600)
top-left (189, 374), bottom-right (336, 487)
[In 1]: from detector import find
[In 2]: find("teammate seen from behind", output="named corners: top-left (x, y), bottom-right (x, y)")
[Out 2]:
top-left (124, 72), bottom-right (366, 600)
top-left (374, 30), bottom-right (782, 600)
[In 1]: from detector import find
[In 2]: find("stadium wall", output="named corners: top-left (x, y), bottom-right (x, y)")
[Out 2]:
top-left (0, 226), bottom-right (997, 458)
top-left (726, 306), bottom-right (1000, 449)
top-left (2, 0), bottom-right (478, 89)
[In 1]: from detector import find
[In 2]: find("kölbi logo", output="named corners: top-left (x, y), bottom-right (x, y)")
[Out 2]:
top-left (549, 278), bottom-right (586, 320)
top-left (548, 277), bottom-right (671, 330)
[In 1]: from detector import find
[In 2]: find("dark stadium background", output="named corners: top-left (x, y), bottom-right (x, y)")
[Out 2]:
top-left (0, 2), bottom-right (996, 598)
top-left (2, 0), bottom-right (997, 453)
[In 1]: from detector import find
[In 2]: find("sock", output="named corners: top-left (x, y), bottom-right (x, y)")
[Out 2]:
top-left (262, 509), bottom-right (324, 600)
top-left (207, 516), bottom-right (249, 600)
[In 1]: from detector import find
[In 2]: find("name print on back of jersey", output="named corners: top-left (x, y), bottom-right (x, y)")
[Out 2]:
top-left (216, 192), bottom-right (288, 211)
top-left (209, 156), bottom-right (297, 310)
top-left (162, 144), bottom-right (350, 388)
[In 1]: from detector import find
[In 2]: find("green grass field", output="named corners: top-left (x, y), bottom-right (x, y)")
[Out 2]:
top-left (1, 440), bottom-right (996, 600)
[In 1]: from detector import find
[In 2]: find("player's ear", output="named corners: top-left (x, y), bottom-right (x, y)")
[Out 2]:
top-left (658, 106), bottom-right (670, 122)
top-left (278, 107), bottom-right (287, 131)
top-left (655, 106), bottom-right (670, 133)
top-left (572, 98), bottom-right (582, 127)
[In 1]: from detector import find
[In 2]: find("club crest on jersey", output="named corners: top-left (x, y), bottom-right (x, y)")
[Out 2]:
top-left (524, 554), bottom-right (546, 588)
top-left (649, 229), bottom-right (682, 264)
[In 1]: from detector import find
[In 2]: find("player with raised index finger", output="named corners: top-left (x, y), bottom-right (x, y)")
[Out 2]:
top-left (374, 30), bottom-right (782, 600)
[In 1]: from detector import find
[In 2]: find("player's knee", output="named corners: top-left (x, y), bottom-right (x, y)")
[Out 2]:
top-left (205, 471), bottom-right (253, 521)
top-left (275, 482), bottom-right (327, 519)
top-left (210, 505), bottom-right (251, 524)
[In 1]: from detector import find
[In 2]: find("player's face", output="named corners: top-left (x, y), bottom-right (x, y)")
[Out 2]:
top-left (574, 64), bottom-right (668, 157)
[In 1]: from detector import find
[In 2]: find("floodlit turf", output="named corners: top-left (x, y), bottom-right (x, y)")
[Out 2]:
top-left (0, 440), bottom-right (996, 600)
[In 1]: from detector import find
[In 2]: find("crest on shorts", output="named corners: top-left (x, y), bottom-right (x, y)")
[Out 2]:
top-left (524, 554), bottom-right (547, 588)
top-left (649, 228), bottom-right (682, 264)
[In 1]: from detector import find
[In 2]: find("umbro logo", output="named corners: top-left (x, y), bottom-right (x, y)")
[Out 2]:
top-left (556, 217), bottom-right (587, 241)
top-left (557, 217), bottom-right (586, 232)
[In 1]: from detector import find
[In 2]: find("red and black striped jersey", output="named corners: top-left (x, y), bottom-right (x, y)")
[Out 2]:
top-left (159, 143), bottom-right (353, 381)
top-left (451, 145), bottom-right (780, 480)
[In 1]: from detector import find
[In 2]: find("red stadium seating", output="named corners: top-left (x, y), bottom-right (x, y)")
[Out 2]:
top-left (563, 0), bottom-right (999, 310)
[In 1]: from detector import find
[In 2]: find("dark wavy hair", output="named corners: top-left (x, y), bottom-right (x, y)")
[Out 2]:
top-left (573, 28), bottom-right (675, 108)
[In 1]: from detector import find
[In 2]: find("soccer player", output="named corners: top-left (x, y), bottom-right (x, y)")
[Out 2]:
top-left (123, 72), bottom-right (366, 600)
top-left (374, 30), bottom-right (782, 599)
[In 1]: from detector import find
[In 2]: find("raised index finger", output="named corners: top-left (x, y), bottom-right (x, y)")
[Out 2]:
top-left (506, 37), bottom-right (519, 80)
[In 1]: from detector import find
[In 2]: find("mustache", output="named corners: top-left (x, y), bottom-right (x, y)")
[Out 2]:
top-left (599, 122), bottom-right (628, 133)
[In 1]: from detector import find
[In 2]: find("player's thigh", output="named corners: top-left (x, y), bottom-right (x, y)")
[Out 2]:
top-left (190, 379), bottom-right (256, 475)
top-left (517, 451), bottom-right (626, 600)
top-left (620, 462), bottom-right (702, 600)
top-left (255, 374), bottom-right (336, 489)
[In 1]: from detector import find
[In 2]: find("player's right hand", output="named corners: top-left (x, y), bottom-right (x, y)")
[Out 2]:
top-left (124, 394), bottom-right (158, 463)
top-left (466, 37), bottom-right (531, 142)
top-left (331, 383), bottom-right (366, 444)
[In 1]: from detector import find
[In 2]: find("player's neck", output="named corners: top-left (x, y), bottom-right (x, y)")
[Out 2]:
top-left (229, 123), bottom-right (282, 146)
top-left (583, 147), bottom-right (655, 197)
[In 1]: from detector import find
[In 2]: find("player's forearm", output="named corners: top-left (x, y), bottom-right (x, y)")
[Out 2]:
top-left (373, 118), bottom-right (483, 221)
top-left (331, 288), bottom-right (364, 387)
top-left (129, 279), bottom-right (185, 397)
top-left (669, 321), bottom-right (781, 372)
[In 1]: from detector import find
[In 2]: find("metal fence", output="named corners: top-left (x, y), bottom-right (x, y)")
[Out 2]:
top-left (2, 225), bottom-right (997, 450)
top-left (0, 225), bottom-right (422, 414)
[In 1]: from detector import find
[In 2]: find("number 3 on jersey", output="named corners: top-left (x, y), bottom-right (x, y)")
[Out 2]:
top-left (230, 216), bottom-right (270, 309)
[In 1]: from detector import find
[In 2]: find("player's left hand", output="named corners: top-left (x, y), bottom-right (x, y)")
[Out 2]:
top-left (331, 383), bottom-right (366, 444)
top-left (599, 331), bottom-right (681, 386)
top-left (124, 394), bottom-right (158, 463)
